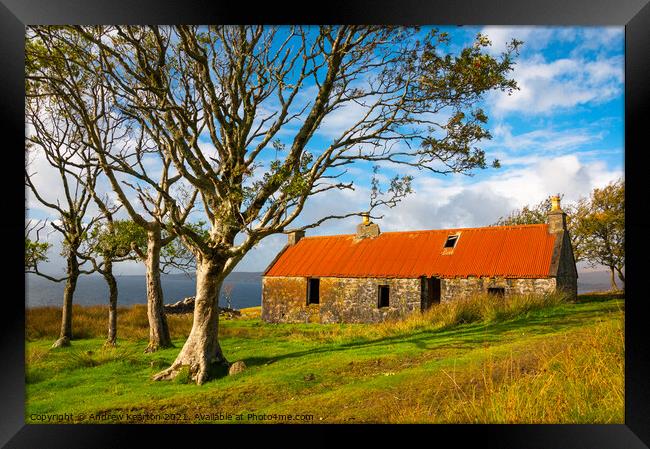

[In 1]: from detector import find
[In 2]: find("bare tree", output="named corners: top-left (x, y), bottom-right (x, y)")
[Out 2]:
top-left (26, 27), bottom-right (199, 352)
top-left (222, 283), bottom-right (234, 310)
top-left (32, 25), bottom-right (521, 382)
top-left (25, 95), bottom-right (101, 348)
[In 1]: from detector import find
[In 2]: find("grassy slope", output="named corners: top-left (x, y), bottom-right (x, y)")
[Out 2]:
top-left (25, 294), bottom-right (624, 424)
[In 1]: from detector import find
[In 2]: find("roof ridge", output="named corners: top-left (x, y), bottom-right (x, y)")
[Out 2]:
top-left (298, 223), bottom-right (548, 240)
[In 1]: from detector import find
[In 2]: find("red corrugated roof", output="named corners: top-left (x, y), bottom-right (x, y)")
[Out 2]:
top-left (265, 224), bottom-right (557, 279)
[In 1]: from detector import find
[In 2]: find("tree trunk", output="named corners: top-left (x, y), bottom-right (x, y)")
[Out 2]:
top-left (153, 256), bottom-right (227, 384)
top-left (609, 266), bottom-right (619, 291)
top-left (144, 227), bottom-right (173, 352)
top-left (103, 257), bottom-right (118, 346)
top-left (616, 266), bottom-right (625, 290)
top-left (52, 253), bottom-right (79, 348)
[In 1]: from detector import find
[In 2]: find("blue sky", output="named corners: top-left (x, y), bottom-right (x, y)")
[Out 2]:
top-left (27, 26), bottom-right (624, 275)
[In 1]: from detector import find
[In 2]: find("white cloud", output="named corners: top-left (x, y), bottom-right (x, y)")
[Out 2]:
top-left (480, 26), bottom-right (622, 58)
top-left (370, 154), bottom-right (622, 232)
top-left (478, 26), bottom-right (624, 115)
top-left (489, 54), bottom-right (623, 115)
top-left (486, 124), bottom-right (608, 167)
top-left (481, 26), bottom-right (559, 55)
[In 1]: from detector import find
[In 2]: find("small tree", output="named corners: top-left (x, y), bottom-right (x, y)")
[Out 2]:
top-left (84, 215), bottom-right (146, 346)
top-left (572, 179), bottom-right (624, 290)
top-left (494, 197), bottom-right (554, 226)
top-left (493, 195), bottom-right (586, 262)
top-left (222, 284), bottom-right (234, 310)
top-left (26, 27), bottom-right (199, 351)
top-left (25, 96), bottom-right (101, 348)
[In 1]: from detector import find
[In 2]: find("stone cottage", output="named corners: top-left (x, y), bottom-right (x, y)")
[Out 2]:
top-left (261, 196), bottom-right (578, 324)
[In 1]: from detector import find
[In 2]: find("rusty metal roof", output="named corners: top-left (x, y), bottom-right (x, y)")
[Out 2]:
top-left (265, 224), bottom-right (557, 279)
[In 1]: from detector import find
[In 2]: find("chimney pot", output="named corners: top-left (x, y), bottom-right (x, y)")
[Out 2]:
top-left (356, 214), bottom-right (380, 239)
top-left (287, 230), bottom-right (305, 245)
top-left (550, 195), bottom-right (562, 212)
top-left (547, 194), bottom-right (567, 233)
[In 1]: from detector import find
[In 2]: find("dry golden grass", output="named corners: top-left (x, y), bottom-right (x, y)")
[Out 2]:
top-left (25, 292), bottom-right (622, 424)
top-left (239, 306), bottom-right (261, 319)
top-left (325, 291), bottom-right (571, 342)
top-left (26, 305), bottom-right (195, 341)
top-left (382, 318), bottom-right (624, 423)
top-left (26, 292), bottom-right (569, 343)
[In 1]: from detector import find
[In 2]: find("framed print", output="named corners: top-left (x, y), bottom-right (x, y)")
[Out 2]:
top-left (3, 0), bottom-right (650, 447)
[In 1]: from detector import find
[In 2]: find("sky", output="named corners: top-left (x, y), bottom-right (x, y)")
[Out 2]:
top-left (26, 26), bottom-right (625, 276)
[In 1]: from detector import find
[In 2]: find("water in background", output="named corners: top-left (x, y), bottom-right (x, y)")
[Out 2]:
top-left (26, 270), bottom-right (613, 309)
top-left (26, 272), bottom-right (262, 309)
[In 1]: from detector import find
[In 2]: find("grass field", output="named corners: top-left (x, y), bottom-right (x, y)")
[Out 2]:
top-left (25, 292), bottom-right (624, 424)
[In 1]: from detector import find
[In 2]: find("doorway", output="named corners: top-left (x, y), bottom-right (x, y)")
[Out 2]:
top-left (422, 277), bottom-right (441, 311)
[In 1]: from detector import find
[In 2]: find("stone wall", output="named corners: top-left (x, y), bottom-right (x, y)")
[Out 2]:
top-left (440, 277), bottom-right (557, 302)
top-left (555, 232), bottom-right (579, 298)
top-left (261, 276), bottom-right (314, 323)
top-left (262, 276), bottom-right (421, 323)
top-left (319, 277), bottom-right (420, 323)
top-left (263, 274), bottom-right (568, 324)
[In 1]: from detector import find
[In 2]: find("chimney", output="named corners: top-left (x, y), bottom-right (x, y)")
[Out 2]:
top-left (356, 212), bottom-right (380, 239)
top-left (547, 194), bottom-right (567, 233)
top-left (287, 230), bottom-right (305, 245)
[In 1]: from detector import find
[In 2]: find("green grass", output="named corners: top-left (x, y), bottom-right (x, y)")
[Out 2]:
top-left (25, 293), bottom-right (624, 424)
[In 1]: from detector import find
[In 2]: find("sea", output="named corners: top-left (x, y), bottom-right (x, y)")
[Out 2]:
top-left (25, 272), bottom-right (263, 309)
top-left (25, 270), bottom-right (614, 309)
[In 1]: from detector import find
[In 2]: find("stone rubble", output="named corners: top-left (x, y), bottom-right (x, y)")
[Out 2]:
top-left (163, 296), bottom-right (242, 318)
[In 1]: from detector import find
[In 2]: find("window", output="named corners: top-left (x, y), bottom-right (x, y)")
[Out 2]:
top-left (307, 278), bottom-right (320, 305)
top-left (378, 285), bottom-right (390, 308)
top-left (444, 234), bottom-right (459, 248)
top-left (488, 287), bottom-right (505, 297)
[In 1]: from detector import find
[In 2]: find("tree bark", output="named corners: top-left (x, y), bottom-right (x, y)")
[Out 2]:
top-left (153, 256), bottom-right (227, 384)
top-left (52, 253), bottom-right (79, 348)
top-left (616, 267), bottom-right (625, 290)
top-left (102, 257), bottom-right (118, 346)
top-left (144, 227), bottom-right (173, 352)
top-left (609, 266), bottom-right (619, 291)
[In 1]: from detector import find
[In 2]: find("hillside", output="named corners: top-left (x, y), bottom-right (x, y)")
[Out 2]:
top-left (25, 293), bottom-right (623, 424)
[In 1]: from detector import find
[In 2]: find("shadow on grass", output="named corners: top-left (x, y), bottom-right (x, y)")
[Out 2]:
top-left (240, 299), bottom-right (624, 370)
top-left (576, 293), bottom-right (625, 303)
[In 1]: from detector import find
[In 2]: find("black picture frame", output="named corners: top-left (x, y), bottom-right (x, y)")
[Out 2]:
top-left (2, 1), bottom-right (649, 447)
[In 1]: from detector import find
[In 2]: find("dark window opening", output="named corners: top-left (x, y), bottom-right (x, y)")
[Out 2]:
top-left (307, 278), bottom-right (320, 305)
top-left (488, 287), bottom-right (505, 297)
top-left (378, 285), bottom-right (390, 308)
top-left (444, 234), bottom-right (459, 248)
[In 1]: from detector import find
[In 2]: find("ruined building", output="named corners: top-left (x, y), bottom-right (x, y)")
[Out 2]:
top-left (261, 196), bottom-right (578, 324)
